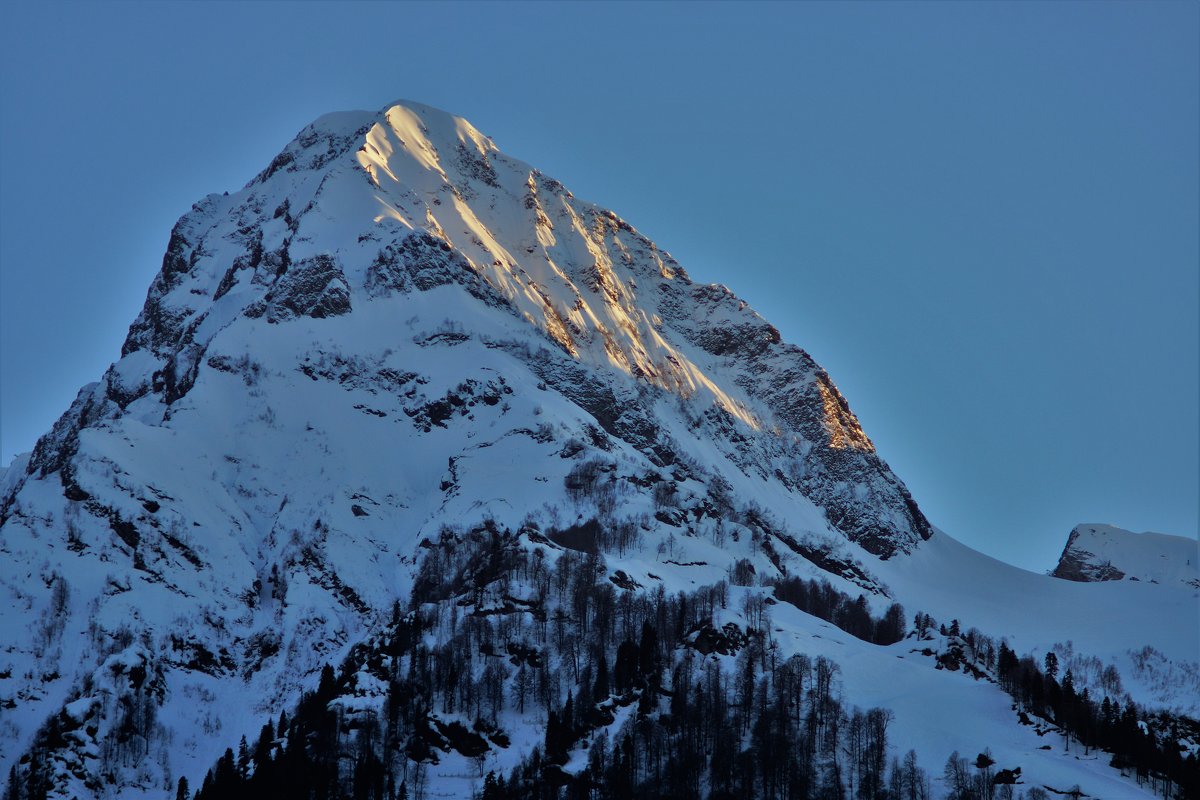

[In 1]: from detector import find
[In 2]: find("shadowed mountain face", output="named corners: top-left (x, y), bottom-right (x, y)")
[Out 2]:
top-left (2, 102), bottom-right (1193, 800)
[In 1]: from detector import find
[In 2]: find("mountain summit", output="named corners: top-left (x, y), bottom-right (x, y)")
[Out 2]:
top-left (1, 101), bottom-right (1195, 799)
top-left (61, 99), bottom-right (932, 558)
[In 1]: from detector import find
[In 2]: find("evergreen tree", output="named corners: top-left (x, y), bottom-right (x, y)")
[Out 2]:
top-left (253, 719), bottom-right (275, 765)
top-left (482, 771), bottom-right (502, 800)
top-left (1044, 651), bottom-right (1059, 680)
top-left (317, 663), bottom-right (337, 701)
top-left (638, 622), bottom-right (660, 682)
top-left (593, 652), bottom-right (610, 703)
top-left (614, 640), bottom-right (641, 692)
top-left (236, 735), bottom-right (250, 778)
top-left (5, 767), bottom-right (20, 800)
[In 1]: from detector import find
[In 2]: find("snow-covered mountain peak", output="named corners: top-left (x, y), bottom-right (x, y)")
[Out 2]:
top-left (0, 100), bottom-right (944, 794)
top-left (4, 101), bottom-right (1195, 800)
top-left (1051, 523), bottom-right (1200, 589)
top-left (24, 99), bottom-right (927, 559)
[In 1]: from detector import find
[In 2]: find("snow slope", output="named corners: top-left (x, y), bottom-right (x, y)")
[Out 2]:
top-left (875, 528), bottom-right (1199, 715)
top-left (1, 100), bottom-right (1194, 798)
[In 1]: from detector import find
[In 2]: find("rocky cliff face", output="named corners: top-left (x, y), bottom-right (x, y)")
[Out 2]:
top-left (1051, 523), bottom-right (1200, 589)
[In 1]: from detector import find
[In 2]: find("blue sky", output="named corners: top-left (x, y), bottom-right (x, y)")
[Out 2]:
top-left (1, 1), bottom-right (1196, 571)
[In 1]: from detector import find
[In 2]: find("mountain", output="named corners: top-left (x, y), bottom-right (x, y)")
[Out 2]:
top-left (1, 101), bottom-right (1196, 800)
top-left (1051, 523), bottom-right (1200, 589)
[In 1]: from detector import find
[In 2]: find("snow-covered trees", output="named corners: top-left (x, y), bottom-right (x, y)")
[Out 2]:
top-left (178, 521), bottom-right (939, 800)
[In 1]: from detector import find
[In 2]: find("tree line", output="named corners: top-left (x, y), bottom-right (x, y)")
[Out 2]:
top-left (186, 522), bottom-right (940, 800)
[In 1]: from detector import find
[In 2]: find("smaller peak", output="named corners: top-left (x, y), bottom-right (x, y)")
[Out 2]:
top-left (1070, 522), bottom-right (1128, 534)
top-left (251, 99), bottom-right (504, 191)
top-left (1069, 522), bottom-right (1183, 542)
top-left (1053, 523), bottom-right (1199, 588)
top-left (378, 99), bottom-right (496, 153)
top-left (378, 98), bottom-right (457, 120)
top-left (305, 109), bottom-right (379, 136)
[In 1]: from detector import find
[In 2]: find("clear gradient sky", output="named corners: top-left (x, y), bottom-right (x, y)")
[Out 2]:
top-left (1, 2), bottom-right (1196, 572)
